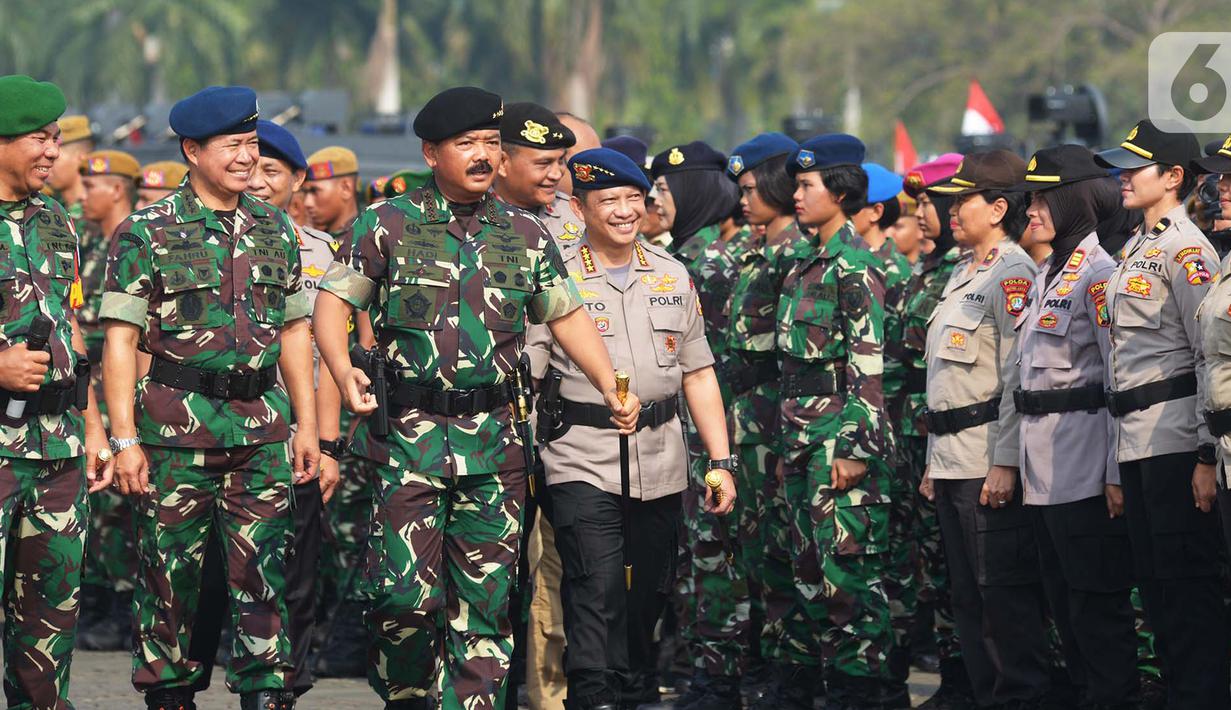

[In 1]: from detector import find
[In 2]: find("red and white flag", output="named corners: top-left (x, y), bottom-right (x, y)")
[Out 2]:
top-left (893, 120), bottom-right (917, 174)
top-left (961, 79), bottom-right (1005, 136)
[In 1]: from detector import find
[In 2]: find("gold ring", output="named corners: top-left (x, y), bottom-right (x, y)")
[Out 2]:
top-left (97, 449), bottom-right (112, 463)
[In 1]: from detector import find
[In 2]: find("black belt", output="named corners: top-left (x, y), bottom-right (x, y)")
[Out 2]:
top-left (925, 397), bottom-right (1001, 436)
top-left (559, 396), bottom-right (678, 431)
top-left (388, 378), bottom-right (512, 417)
top-left (726, 357), bottom-right (780, 396)
top-left (1013, 383), bottom-right (1106, 416)
top-left (1205, 408), bottom-right (1231, 437)
top-left (1106, 372), bottom-right (1197, 418)
top-left (149, 357), bottom-right (277, 400)
top-left (781, 366), bottom-right (845, 399)
top-left (904, 367), bottom-right (927, 394)
top-left (0, 379), bottom-right (80, 420)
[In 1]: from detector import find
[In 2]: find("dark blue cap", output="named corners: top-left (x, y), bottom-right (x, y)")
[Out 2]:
top-left (169, 86), bottom-right (259, 140)
top-left (862, 163), bottom-right (903, 204)
top-left (568, 148), bottom-right (652, 193)
top-left (727, 132), bottom-right (798, 179)
top-left (602, 135), bottom-right (649, 169)
top-left (256, 120), bottom-right (307, 171)
top-left (786, 134), bottom-right (866, 177)
top-left (651, 140), bottom-right (727, 179)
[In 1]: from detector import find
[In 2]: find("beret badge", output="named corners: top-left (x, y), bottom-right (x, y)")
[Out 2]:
top-left (520, 120), bottom-right (550, 145)
top-left (727, 155), bottom-right (744, 176)
top-left (796, 149), bottom-right (815, 169)
top-left (668, 147), bottom-right (685, 166)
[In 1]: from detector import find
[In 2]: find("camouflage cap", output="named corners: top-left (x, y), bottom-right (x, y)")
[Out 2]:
top-left (383, 168), bottom-right (433, 198)
top-left (81, 150), bottom-right (141, 179)
top-left (139, 160), bottom-right (188, 189)
top-left (59, 115), bottom-right (93, 145)
top-left (305, 146), bottom-right (359, 181)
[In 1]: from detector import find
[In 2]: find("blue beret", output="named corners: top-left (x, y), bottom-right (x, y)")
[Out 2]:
top-left (568, 148), bottom-right (652, 193)
top-left (651, 141), bottom-right (726, 179)
top-left (727, 132), bottom-right (798, 179)
top-left (602, 135), bottom-right (649, 168)
top-left (786, 134), bottom-right (866, 177)
top-left (256, 120), bottom-right (307, 171)
top-left (862, 163), bottom-right (904, 204)
top-left (169, 86), bottom-right (258, 140)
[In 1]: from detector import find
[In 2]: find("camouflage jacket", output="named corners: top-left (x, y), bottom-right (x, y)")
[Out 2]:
top-left (685, 224), bottom-right (755, 402)
top-left (895, 247), bottom-right (962, 439)
top-left (869, 238), bottom-right (912, 454)
top-left (674, 223), bottom-right (723, 272)
top-left (0, 196), bottom-right (85, 460)
top-left (319, 179), bottom-right (582, 478)
top-left (776, 222), bottom-right (886, 464)
top-left (76, 218), bottom-right (108, 361)
top-left (100, 181), bottom-right (311, 449)
top-left (723, 222), bottom-right (807, 445)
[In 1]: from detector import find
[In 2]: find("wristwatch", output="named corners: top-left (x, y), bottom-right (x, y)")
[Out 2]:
top-left (1197, 443), bottom-right (1217, 466)
top-left (319, 437), bottom-right (348, 460)
top-left (706, 455), bottom-right (739, 472)
top-left (108, 436), bottom-right (141, 455)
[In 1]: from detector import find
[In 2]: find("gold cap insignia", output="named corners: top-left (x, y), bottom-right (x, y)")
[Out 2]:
top-left (1126, 125), bottom-right (1139, 141)
top-left (520, 120), bottom-right (549, 145)
top-left (668, 147), bottom-right (685, 166)
top-left (1027, 156), bottom-right (1037, 172)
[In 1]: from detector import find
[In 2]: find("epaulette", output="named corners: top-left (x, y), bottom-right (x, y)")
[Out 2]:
top-left (1150, 217), bottom-right (1171, 236)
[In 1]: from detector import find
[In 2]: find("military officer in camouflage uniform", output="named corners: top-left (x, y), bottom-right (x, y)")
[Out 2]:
top-left (922, 151), bottom-right (1049, 709)
top-left (313, 86), bottom-right (639, 710)
top-left (721, 132), bottom-right (809, 708)
top-left (75, 148), bottom-right (143, 652)
top-left (892, 154), bottom-right (969, 710)
top-left (101, 86), bottom-right (319, 710)
top-left (525, 147), bottom-right (737, 710)
top-left (1096, 120), bottom-right (1228, 709)
top-left (136, 161), bottom-right (188, 210)
top-left (0, 73), bottom-right (113, 710)
top-left (495, 102), bottom-right (582, 248)
top-left (776, 134), bottom-right (900, 709)
top-left (44, 114), bottom-right (94, 219)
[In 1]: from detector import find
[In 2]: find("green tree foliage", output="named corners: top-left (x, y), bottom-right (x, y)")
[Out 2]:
top-left (2, 0), bottom-right (1225, 155)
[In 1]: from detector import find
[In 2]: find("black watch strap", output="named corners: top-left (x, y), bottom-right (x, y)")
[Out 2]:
top-left (1197, 443), bottom-right (1217, 465)
top-left (320, 437), bottom-right (347, 459)
top-left (707, 455), bottom-right (738, 471)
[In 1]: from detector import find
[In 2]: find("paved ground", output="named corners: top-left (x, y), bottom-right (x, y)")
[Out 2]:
top-left (67, 651), bottom-right (940, 709)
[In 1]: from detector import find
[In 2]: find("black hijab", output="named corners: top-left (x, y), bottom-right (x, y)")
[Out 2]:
top-left (922, 192), bottom-right (957, 266)
top-left (665, 169), bottom-right (741, 244)
top-left (1090, 176), bottom-right (1142, 259)
top-left (1041, 178), bottom-right (1102, 285)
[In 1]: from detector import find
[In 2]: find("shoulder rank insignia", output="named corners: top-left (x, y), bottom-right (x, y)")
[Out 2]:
top-left (579, 245), bottom-right (598, 275)
top-left (982, 248), bottom-right (999, 267)
top-left (634, 241), bottom-right (650, 267)
top-left (1065, 249), bottom-right (1085, 271)
top-left (1150, 217), bottom-right (1171, 236)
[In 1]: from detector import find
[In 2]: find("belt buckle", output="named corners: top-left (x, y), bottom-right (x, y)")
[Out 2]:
top-left (1104, 387), bottom-right (1120, 417)
top-left (210, 374), bottom-right (229, 399)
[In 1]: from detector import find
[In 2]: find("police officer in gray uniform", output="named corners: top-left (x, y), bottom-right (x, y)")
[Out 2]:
top-left (1095, 119), bottom-right (1228, 709)
top-left (1001, 145), bottom-right (1138, 707)
top-left (921, 151), bottom-right (1051, 708)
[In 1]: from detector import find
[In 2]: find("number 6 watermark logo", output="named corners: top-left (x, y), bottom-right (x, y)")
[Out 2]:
top-left (1149, 33), bottom-right (1231, 133)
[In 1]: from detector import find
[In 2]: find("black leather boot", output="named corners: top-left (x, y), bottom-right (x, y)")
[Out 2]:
top-left (239, 689), bottom-right (292, 710)
top-left (144, 687), bottom-right (196, 710)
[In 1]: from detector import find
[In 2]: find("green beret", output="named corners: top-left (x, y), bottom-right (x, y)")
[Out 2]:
top-left (0, 76), bottom-right (66, 137)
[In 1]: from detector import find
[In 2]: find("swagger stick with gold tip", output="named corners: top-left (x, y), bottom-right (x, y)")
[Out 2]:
top-left (616, 370), bottom-right (633, 590)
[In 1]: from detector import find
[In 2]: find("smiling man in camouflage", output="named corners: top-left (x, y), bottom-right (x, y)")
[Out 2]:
top-left (0, 74), bottom-right (113, 710)
top-left (313, 86), bottom-right (640, 710)
top-left (101, 86), bottom-right (319, 710)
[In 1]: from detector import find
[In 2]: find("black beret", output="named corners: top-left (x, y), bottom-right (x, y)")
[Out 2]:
top-left (413, 86), bottom-right (504, 142)
top-left (169, 86), bottom-right (259, 140)
top-left (500, 102), bottom-right (575, 150)
top-left (650, 141), bottom-right (726, 179)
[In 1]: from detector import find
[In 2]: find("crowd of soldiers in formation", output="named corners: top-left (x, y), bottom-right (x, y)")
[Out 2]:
top-left (2, 72), bottom-right (1231, 710)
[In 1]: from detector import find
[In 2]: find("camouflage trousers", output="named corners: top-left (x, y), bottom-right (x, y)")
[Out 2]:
top-left (883, 456), bottom-right (917, 675)
top-left (320, 454), bottom-right (377, 604)
top-left (780, 444), bottom-right (893, 679)
top-left (738, 441), bottom-right (794, 664)
top-left (687, 446), bottom-right (751, 678)
top-left (82, 488), bottom-right (136, 591)
top-left (900, 436), bottom-right (959, 660)
top-left (366, 467), bottom-right (525, 708)
top-left (133, 443), bottom-right (293, 694)
top-left (0, 455), bottom-right (87, 710)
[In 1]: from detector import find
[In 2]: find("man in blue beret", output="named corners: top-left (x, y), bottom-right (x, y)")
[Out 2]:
top-left (0, 73), bottom-right (113, 710)
top-left (101, 86), bottom-right (320, 710)
top-left (525, 148), bottom-right (735, 710)
top-left (314, 88), bottom-right (639, 710)
top-left (775, 135), bottom-right (905, 708)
